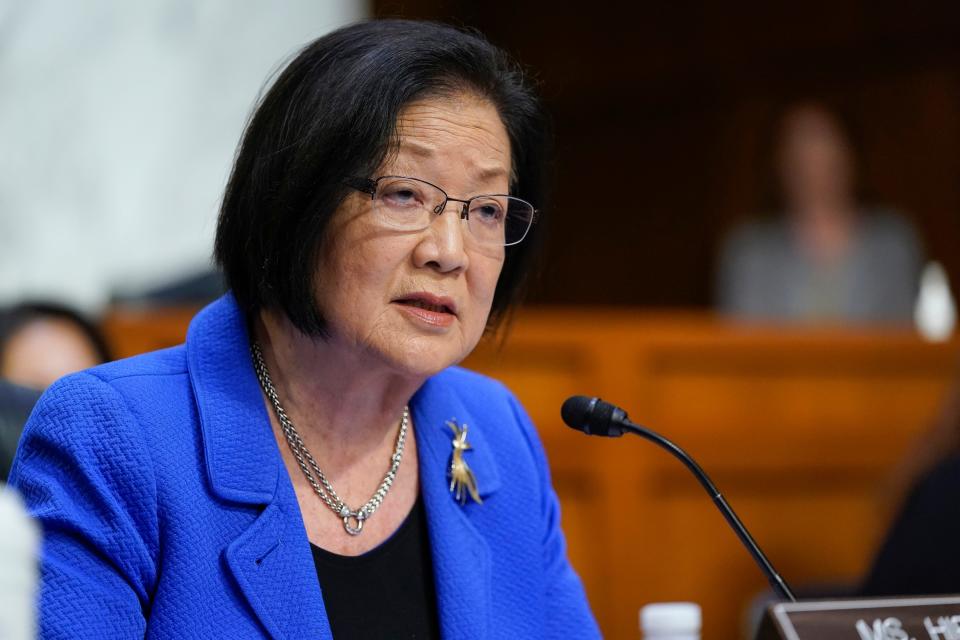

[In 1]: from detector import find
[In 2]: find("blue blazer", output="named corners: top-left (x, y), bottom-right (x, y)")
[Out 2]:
top-left (9, 295), bottom-right (600, 639)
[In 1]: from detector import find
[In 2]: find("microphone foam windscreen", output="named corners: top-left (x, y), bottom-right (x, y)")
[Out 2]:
top-left (561, 395), bottom-right (593, 431)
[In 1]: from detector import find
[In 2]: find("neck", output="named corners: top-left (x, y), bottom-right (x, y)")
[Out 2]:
top-left (790, 201), bottom-right (859, 264)
top-left (253, 309), bottom-right (423, 459)
top-left (790, 191), bottom-right (857, 222)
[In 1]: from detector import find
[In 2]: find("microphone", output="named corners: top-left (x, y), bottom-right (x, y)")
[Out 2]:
top-left (561, 395), bottom-right (797, 602)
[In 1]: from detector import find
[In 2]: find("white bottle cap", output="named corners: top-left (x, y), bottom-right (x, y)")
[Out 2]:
top-left (915, 261), bottom-right (957, 342)
top-left (640, 602), bottom-right (702, 635)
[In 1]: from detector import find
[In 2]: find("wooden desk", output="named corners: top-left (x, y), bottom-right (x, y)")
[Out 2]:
top-left (102, 306), bottom-right (960, 639)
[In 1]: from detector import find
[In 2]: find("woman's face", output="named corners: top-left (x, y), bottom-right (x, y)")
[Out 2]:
top-left (777, 106), bottom-right (855, 209)
top-left (312, 92), bottom-right (511, 378)
top-left (1, 318), bottom-right (102, 389)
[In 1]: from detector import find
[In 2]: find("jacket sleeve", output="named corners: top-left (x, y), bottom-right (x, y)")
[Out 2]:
top-left (8, 372), bottom-right (159, 640)
top-left (507, 393), bottom-right (602, 639)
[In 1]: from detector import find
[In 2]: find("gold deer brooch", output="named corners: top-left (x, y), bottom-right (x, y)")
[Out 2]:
top-left (447, 419), bottom-right (482, 505)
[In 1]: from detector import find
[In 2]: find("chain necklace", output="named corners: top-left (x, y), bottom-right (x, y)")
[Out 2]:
top-left (251, 341), bottom-right (408, 536)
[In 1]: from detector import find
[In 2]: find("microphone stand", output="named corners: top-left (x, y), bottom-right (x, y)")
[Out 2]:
top-left (561, 395), bottom-right (796, 602)
top-left (620, 418), bottom-right (796, 602)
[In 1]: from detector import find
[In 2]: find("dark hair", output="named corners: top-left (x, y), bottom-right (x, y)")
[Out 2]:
top-left (757, 99), bottom-right (870, 215)
top-left (0, 301), bottom-right (113, 365)
top-left (215, 19), bottom-right (551, 336)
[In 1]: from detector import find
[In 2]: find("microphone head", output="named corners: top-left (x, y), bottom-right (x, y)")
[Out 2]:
top-left (560, 395), bottom-right (596, 432)
top-left (561, 395), bottom-right (626, 437)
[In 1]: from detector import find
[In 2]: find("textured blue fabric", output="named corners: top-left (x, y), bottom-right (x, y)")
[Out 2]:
top-left (9, 294), bottom-right (600, 639)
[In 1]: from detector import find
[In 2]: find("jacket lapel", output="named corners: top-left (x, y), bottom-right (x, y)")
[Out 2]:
top-left (223, 491), bottom-right (332, 640)
top-left (187, 295), bottom-right (331, 640)
top-left (188, 296), bottom-right (504, 639)
top-left (412, 374), bottom-right (501, 640)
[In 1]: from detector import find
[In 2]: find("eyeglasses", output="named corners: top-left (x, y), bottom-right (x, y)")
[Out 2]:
top-left (345, 175), bottom-right (537, 247)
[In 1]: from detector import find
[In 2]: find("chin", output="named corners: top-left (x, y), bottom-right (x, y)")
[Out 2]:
top-left (398, 350), bottom-right (463, 379)
top-left (382, 338), bottom-right (472, 380)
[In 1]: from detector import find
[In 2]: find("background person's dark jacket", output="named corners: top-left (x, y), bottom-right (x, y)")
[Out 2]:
top-left (0, 379), bottom-right (39, 481)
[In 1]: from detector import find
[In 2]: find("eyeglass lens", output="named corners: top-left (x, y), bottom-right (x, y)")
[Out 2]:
top-left (372, 176), bottom-right (534, 246)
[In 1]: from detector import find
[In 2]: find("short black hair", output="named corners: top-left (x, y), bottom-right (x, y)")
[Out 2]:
top-left (215, 19), bottom-right (551, 336)
top-left (0, 301), bottom-right (113, 366)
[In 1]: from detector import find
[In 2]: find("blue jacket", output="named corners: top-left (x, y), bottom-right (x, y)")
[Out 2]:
top-left (9, 295), bottom-right (599, 639)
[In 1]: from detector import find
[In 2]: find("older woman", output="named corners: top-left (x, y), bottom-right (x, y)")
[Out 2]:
top-left (9, 19), bottom-right (599, 640)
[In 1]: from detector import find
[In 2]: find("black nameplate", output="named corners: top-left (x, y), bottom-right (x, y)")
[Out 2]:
top-left (756, 596), bottom-right (960, 640)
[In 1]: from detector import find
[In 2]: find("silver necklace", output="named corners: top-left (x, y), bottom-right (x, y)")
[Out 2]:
top-left (251, 341), bottom-right (408, 536)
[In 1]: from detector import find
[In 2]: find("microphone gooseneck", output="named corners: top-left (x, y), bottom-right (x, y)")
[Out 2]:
top-left (561, 395), bottom-right (796, 602)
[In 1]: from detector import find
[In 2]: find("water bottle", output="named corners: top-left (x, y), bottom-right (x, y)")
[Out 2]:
top-left (915, 261), bottom-right (957, 341)
top-left (0, 487), bottom-right (40, 640)
top-left (640, 602), bottom-right (701, 639)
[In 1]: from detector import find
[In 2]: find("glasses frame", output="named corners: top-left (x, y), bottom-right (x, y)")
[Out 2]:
top-left (345, 175), bottom-right (538, 247)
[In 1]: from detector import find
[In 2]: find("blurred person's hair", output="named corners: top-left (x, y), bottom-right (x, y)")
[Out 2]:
top-left (0, 301), bottom-right (113, 366)
top-left (756, 98), bottom-right (875, 216)
top-left (215, 19), bottom-right (552, 339)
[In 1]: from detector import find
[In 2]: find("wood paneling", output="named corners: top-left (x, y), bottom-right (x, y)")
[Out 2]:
top-left (101, 306), bottom-right (199, 359)
top-left (374, 2), bottom-right (960, 307)
top-left (463, 310), bottom-right (958, 638)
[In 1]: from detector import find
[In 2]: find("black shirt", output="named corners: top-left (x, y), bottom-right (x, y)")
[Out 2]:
top-left (0, 380), bottom-right (39, 481)
top-left (310, 495), bottom-right (440, 639)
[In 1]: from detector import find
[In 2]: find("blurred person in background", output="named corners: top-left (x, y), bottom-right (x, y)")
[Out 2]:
top-left (8, 20), bottom-right (599, 639)
top-left (717, 102), bottom-right (924, 323)
top-left (0, 301), bottom-right (112, 390)
top-left (0, 302), bottom-right (112, 480)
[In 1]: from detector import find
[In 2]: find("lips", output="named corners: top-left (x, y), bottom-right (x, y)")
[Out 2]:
top-left (403, 299), bottom-right (452, 313)
top-left (393, 293), bottom-right (457, 316)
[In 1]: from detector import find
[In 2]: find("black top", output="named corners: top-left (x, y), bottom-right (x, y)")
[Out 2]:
top-left (860, 454), bottom-right (960, 596)
top-left (310, 495), bottom-right (440, 639)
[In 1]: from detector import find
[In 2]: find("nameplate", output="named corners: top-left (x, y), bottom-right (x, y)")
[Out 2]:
top-left (756, 596), bottom-right (960, 640)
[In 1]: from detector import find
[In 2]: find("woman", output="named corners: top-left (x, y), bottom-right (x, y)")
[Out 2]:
top-left (9, 20), bottom-right (599, 639)
top-left (716, 102), bottom-right (923, 323)
top-left (0, 301), bottom-right (112, 479)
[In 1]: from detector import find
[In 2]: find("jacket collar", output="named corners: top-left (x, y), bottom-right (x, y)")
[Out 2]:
top-left (412, 374), bottom-right (501, 640)
top-left (187, 295), bottom-right (331, 638)
top-left (186, 294), bottom-right (279, 505)
top-left (187, 294), bottom-right (502, 639)
top-left (186, 294), bottom-right (503, 507)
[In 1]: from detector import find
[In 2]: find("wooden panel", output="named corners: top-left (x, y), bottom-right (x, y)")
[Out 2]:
top-left (101, 306), bottom-right (199, 359)
top-left (377, 2), bottom-right (960, 306)
top-left (101, 305), bottom-right (960, 639)
top-left (464, 309), bottom-right (958, 638)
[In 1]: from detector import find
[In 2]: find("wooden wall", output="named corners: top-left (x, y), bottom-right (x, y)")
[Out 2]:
top-left (102, 306), bottom-right (960, 638)
top-left (463, 310), bottom-right (959, 637)
top-left (373, 2), bottom-right (960, 307)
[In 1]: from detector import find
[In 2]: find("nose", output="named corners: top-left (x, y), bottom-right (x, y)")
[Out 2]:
top-left (413, 200), bottom-right (469, 273)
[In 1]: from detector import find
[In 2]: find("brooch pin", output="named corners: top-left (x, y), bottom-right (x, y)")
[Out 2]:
top-left (447, 419), bottom-right (482, 505)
